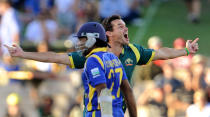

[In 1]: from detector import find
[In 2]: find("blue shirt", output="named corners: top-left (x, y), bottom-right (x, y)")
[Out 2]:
top-left (82, 48), bottom-right (127, 112)
top-left (68, 43), bottom-right (155, 82)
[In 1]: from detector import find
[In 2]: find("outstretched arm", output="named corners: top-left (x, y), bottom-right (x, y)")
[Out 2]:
top-left (4, 44), bottom-right (71, 65)
top-left (121, 79), bottom-right (137, 117)
top-left (153, 38), bottom-right (199, 60)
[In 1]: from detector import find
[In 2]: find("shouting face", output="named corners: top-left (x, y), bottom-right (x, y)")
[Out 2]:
top-left (109, 19), bottom-right (129, 45)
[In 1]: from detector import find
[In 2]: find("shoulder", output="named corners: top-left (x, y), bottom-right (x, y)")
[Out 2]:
top-left (127, 43), bottom-right (144, 49)
top-left (86, 53), bottom-right (105, 69)
top-left (126, 43), bottom-right (154, 54)
top-left (123, 43), bottom-right (144, 54)
top-left (87, 53), bottom-right (104, 64)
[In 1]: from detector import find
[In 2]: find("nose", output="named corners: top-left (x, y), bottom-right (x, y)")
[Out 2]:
top-left (125, 27), bottom-right (128, 31)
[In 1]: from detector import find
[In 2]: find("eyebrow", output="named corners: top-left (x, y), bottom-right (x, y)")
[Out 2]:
top-left (117, 23), bottom-right (125, 27)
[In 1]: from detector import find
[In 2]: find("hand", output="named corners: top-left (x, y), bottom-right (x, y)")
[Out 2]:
top-left (4, 44), bottom-right (24, 57)
top-left (186, 38), bottom-right (199, 54)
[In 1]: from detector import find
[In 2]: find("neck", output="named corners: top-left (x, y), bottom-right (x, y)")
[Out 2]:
top-left (108, 41), bottom-right (123, 57)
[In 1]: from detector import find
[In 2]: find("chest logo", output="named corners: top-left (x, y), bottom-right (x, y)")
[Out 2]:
top-left (125, 58), bottom-right (133, 66)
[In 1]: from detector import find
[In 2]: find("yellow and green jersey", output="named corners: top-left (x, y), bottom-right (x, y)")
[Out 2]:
top-left (68, 43), bottom-right (155, 82)
top-left (82, 48), bottom-right (127, 116)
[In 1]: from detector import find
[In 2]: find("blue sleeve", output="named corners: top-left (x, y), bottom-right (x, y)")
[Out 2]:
top-left (85, 57), bottom-right (106, 86)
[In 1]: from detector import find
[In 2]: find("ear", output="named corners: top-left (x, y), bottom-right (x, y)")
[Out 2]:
top-left (106, 31), bottom-right (112, 37)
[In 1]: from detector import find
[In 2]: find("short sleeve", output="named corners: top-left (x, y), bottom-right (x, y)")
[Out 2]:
top-left (134, 44), bottom-right (155, 65)
top-left (85, 56), bottom-right (106, 86)
top-left (68, 52), bottom-right (86, 69)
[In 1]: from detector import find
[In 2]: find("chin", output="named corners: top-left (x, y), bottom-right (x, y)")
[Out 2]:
top-left (124, 40), bottom-right (130, 45)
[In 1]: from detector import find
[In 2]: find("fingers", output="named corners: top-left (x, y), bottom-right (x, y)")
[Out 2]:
top-left (195, 43), bottom-right (198, 47)
top-left (186, 40), bottom-right (192, 47)
top-left (191, 43), bottom-right (199, 53)
top-left (4, 44), bottom-right (18, 49)
top-left (186, 40), bottom-right (192, 44)
top-left (3, 44), bottom-right (11, 49)
top-left (3, 44), bottom-right (16, 54)
top-left (194, 43), bottom-right (199, 50)
top-left (12, 44), bottom-right (17, 47)
top-left (191, 38), bottom-right (199, 45)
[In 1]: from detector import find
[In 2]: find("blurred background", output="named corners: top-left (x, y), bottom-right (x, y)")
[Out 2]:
top-left (0, 0), bottom-right (210, 117)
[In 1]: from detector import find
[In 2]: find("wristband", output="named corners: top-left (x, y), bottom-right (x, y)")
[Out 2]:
top-left (185, 48), bottom-right (189, 56)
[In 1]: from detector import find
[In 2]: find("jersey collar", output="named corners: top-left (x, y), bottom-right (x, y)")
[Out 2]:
top-left (85, 47), bottom-right (107, 58)
top-left (120, 45), bottom-right (127, 56)
top-left (121, 47), bottom-right (125, 54)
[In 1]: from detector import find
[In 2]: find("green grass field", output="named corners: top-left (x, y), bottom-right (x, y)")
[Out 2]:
top-left (128, 0), bottom-right (210, 56)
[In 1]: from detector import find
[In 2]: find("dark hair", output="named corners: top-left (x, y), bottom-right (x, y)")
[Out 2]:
top-left (101, 15), bottom-right (121, 42)
top-left (102, 15), bottom-right (121, 32)
top-left (95, 39), bottom-right (108, 47)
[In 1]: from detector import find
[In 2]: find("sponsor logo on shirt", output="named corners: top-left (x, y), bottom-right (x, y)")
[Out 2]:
top-left (91, 67), bottom-right (100, 78)
top-left (125, 58), bottom-right (133, 66)
top-left (105, 59), bottom-right (121, 68)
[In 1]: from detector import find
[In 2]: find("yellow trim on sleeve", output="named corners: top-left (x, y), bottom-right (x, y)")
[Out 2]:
top-left (90, 55), bottom-right (104, 70)
top-left (146, 51), bottom-right (155, 65)
top-left (92, 111), bottom-right (96, 117)
top-left (128, 44), bottom-right (140, 63)
top-left (87, 84), bottom-right (96, 111)
top-left (68, 55), bottom-right (75, 68)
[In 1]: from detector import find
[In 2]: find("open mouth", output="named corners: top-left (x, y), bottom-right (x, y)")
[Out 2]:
top-left (124, 34), bottom-right (128, 39)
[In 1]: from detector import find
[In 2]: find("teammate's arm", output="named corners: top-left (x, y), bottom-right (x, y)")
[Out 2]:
top-left (153, 38), bottom-right (199, 60)
top-left (121, 79), bottom-right (137, 117)
top-left (4, 44), bottom-right (71, 65)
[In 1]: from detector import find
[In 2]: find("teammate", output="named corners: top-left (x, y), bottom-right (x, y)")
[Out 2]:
top-left (75, 22), bottom-right (136, 117)
top-left (5, 15), bottom-right (199, 113)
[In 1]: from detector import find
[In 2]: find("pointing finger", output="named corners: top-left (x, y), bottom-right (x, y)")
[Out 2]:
top-left (3, 44), bottom-right (11, 49)
top-left (191, 38), bottom-right (199, 45)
